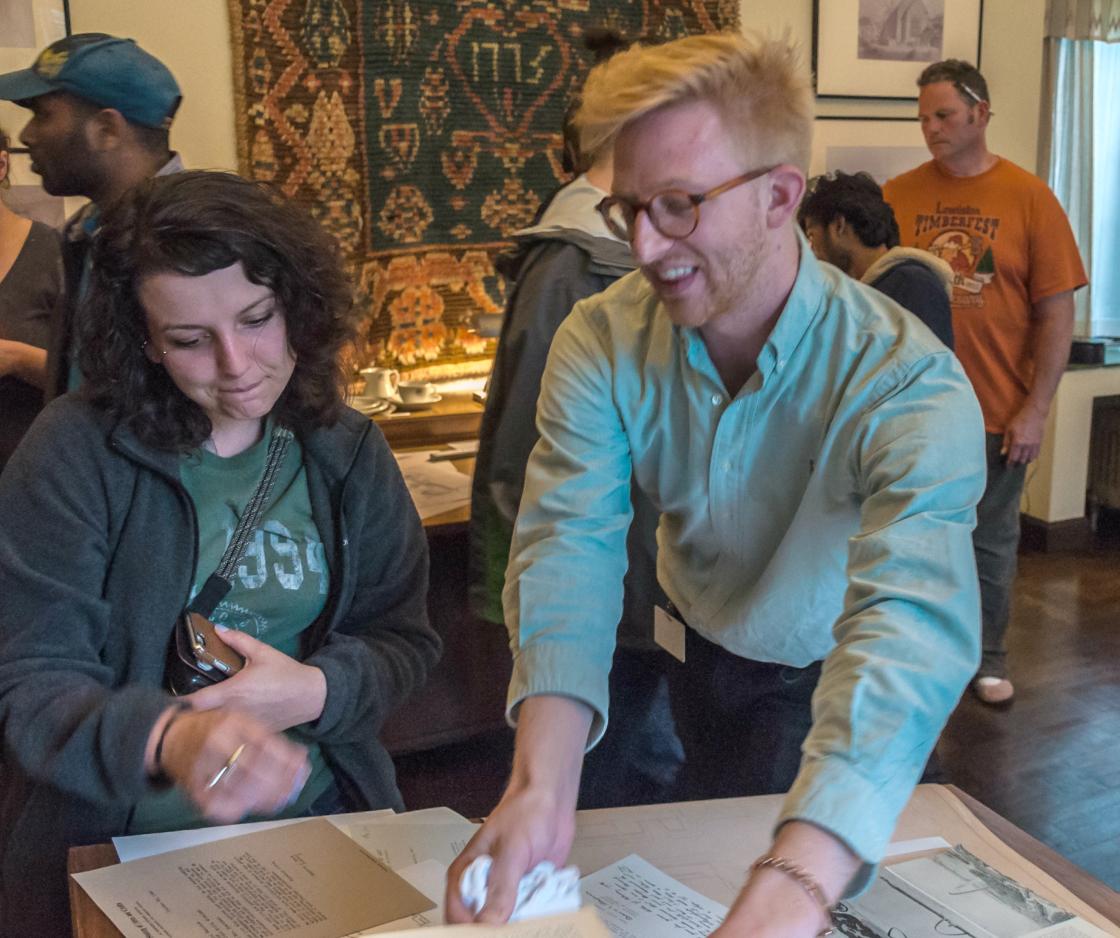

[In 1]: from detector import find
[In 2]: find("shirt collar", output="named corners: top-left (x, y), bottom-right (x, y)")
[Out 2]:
top-left (676, 227), bottom-right (828, 382)
top-left (755, 227), bottom-right (828, 380)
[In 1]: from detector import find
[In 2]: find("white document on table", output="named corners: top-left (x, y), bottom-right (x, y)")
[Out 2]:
top-left (393, 451), bottom-right (472, 519)
top-left (112, 808), bottom-right (395, 862)
top-left (336, 806), bottom-right (479, 870)
top-left (368, 906), bottom-right (613, 937)
top-left (580, 853), bottom-right (728, 938)
top-left (75, 818), bottom-right (433, 938)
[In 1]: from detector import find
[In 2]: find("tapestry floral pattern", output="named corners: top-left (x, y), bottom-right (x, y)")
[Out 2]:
top-left (229, 0), bottom-right (739, 373)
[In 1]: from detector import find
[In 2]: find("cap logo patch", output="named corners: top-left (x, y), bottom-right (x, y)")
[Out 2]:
top-left (34, 48), bottom-right (68, 79)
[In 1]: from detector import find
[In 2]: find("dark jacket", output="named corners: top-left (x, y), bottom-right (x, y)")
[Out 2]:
top-left (468, 176), bottom-right (662, 641)
top-left (0, 397), bottom-right (440, 936)
top-left (862, 246), bottom-right (955, 350)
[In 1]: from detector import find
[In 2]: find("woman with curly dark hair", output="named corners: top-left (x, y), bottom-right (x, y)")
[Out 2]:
top-left (0, 170), bottom-right (440, 935)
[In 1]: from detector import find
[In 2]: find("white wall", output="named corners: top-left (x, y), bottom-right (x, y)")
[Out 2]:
top-left (66, 0), bottom-right (1047, 177)
top-left (68, 0), bottom-right (237, 171)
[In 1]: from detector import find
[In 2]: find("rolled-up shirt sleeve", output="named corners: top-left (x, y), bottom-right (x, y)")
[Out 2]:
top-left (502, 303), bottom-right (634, 746)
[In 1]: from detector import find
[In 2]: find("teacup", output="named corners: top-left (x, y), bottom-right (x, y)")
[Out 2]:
top-left (397, 380), bottom-right (437, 404)
top-left (360, 367), bottom-right (399, 400)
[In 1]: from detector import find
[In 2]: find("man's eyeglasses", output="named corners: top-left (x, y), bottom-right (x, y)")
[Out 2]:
top-left (597, 166), bottom-right (774, 242)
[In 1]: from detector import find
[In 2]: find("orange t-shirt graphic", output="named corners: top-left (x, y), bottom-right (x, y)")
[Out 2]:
top-left (884, 158), bottom-right (1087, 434)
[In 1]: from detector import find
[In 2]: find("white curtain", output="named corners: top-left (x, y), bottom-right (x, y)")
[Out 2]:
top-left (1089, 42), bottom-right (1120, 334)
top-left (1040, 38), bottom-right (1095, 332)
top-left (1040, 2), bottom-right (1120, 336)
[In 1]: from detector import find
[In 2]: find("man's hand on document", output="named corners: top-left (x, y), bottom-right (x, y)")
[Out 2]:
top-left (711, 821), bottom-right (860, 938)
top-left (445, 695), bottom-right (591, 924)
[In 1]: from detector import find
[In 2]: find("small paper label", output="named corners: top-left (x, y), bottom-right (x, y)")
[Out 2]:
top-left (654, 606), bottom-right (686, 663)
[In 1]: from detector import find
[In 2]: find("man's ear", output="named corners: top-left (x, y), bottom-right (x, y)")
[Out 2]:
top-left (829, 216), bottom-right (848, 238)
top-left (765, 165), bottom-right (807, 230)
top-left (85, 107), bottom-right (130, 153)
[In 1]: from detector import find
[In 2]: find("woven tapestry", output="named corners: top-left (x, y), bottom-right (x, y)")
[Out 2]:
top-left (228, 0), bottom-right (739, 375)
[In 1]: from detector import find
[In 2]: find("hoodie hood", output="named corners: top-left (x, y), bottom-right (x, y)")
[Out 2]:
top-left (860, 246), bottom-right (953, 300)
top-left (498, 174), bottom-right (634, 281)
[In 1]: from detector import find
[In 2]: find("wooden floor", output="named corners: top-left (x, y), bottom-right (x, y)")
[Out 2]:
top-left (394, 523), bottom-right (1120, 892)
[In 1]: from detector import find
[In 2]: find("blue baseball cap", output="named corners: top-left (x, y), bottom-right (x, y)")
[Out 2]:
top-left (0, 33), bottom-right (181, 129)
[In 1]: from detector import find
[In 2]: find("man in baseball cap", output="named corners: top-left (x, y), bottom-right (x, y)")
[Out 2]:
top-left (0, 33), bottom-right (183, 398)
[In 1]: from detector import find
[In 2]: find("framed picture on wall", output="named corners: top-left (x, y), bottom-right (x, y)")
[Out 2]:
top-left (813, 0), bottom-right (983, 100)
top-left (0, 0), bottom-right (70, 142)
top-left (809, 118), bottom-right (929, 184)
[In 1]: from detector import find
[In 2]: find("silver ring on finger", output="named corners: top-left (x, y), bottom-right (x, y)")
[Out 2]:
top-left (206, 743), bottom-right (246, 790)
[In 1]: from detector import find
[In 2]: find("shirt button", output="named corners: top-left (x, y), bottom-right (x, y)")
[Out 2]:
top-left (711, 393), bottom-right (722, 406)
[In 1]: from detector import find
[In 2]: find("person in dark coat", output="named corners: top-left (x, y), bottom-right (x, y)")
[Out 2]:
top-left (470, 36), bottom-right (682, 809)
top-left (0, 171), bottom-right (440, 936)
top-left (799, 170), bottom-right (955, 349)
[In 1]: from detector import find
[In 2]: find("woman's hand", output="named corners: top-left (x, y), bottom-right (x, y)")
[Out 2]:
top-left (186, 628), bottom-right (327, 733)
top-left (150, 707), bottom-right (311, 824)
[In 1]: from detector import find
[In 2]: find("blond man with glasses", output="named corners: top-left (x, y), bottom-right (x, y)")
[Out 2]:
top-left (448, 34), bottom-right (987, 937)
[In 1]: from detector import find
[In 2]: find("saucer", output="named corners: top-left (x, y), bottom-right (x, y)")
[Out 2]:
top-left (352, 396), bottom-right (397, 417)
top-left (391, 392), bottom-right (442, 412)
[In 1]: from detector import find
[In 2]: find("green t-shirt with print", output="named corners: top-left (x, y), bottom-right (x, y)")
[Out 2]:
top-left (130, 427), bottom-right (334, 833)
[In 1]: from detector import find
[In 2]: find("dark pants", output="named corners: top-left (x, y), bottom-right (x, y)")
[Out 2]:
top-left (974, 432), bottom-right (1027, 679)
top-left (579, 647), bottom-right (684, 809)
top-left (664, 627), bottom-right (946, 800)
top-left (667, 628), bottom-right (821, 800)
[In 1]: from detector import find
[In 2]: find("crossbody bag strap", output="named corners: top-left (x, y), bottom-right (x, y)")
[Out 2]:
top-left (188, 425), bottom-right (294, 617)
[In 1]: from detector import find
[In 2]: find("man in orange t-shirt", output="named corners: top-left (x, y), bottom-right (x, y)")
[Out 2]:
top-left (885, 60), bottom-right (1086, 706)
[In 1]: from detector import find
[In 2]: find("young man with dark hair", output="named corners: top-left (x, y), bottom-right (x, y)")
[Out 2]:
top-left (0, 32), bottom-right (183, 398)
top-left (799, 170), bottom-right (953, 348)
top-left (884, 59), bottom-right (1087, 705)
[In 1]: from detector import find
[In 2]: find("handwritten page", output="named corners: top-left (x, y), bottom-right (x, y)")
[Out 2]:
top-left (338, 808), bottom-right (479, 871)
top-left (369, 907), bottom-right (613, 938)
top-left (74, 819), bottom-right (433, 938)
top-left (580, 854), bottom-right (728, 938)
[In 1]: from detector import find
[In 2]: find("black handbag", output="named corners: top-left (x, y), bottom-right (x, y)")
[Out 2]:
top-left (165, 426), bottom-right (293, 696)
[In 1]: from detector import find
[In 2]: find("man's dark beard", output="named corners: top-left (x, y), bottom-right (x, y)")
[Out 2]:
top-left (34, 125), bottom-right (101, 198)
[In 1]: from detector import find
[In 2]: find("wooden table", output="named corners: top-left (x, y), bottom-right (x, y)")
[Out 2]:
top-left (374, 391), bottom-right (484, 451)
top-left (68, 785), bottom-right (1120, 937)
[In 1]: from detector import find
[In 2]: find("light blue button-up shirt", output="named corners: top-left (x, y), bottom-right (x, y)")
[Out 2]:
top-left (504, 238), bottom-right (986, 874)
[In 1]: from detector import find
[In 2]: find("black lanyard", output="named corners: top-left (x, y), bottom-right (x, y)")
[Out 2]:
top-left (187, 425), bottom-right (293, 618)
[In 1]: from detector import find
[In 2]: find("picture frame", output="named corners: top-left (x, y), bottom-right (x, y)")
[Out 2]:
top-left (809, 117), bottom-right (929, 184)
top-left (0, 0), bottom-right (70, 144)
top-left (813, 0), bottom-right (983, 100)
